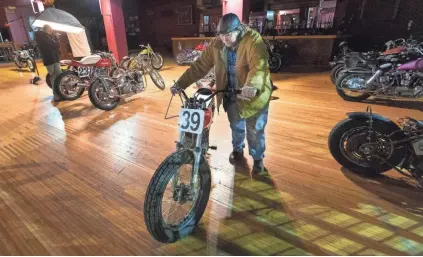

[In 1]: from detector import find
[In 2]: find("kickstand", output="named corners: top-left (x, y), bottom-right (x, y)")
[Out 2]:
top-left (164, 94), bottom-right (183, 120)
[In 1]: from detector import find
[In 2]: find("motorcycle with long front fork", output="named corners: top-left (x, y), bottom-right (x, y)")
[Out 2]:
top-left (175, 41), bottom-right (208, 66)
top-left (144, 88), bottom-right (245, 243)
top-left (335, 45), bottom-right (423, 102)
top-left (329, 106), bottom-right (423, 187)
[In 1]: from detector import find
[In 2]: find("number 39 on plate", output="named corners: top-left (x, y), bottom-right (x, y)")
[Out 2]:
top-left (179, 109), bottom-right (205, 135)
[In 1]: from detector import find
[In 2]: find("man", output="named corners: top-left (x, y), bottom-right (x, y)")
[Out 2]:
top-left (34, 24), bottom-right (62, 101)
top-left (171, 13), bottom-right (272, 174)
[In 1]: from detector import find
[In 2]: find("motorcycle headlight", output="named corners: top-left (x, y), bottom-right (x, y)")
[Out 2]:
top-left (19, 52), bottom-right (25, 58)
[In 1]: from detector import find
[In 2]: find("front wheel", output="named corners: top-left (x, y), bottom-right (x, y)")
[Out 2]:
top-left (144, 149), bottom-right (211, 243)
top-left (269, 53), bottom-right (282, 73)
top-left (176, 53), bottom-right (186, 66)
top-left (328, 118), bottom-right (406, 176)
top-left (330, 64), bottom-right (345, 84)
top-left (88, 79), bottom-right (120, 111)
top-left (149, 70), bottom-right (166, 90)
top-left (335, 73), bottom-right (371, 102)
top-left (151, 53), bottom-right (164, 70)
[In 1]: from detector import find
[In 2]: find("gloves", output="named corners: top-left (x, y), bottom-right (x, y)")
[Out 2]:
top-left (170, 83), bottom-right (181, 96)
top-left (237, 86), bottom-right (258, 101)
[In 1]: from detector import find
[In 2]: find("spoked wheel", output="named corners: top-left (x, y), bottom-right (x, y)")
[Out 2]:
top-left (27, 58), bottom-right (35, 72)
top-left (88, 79), bottom-right (120, 111)
top-left (54, 70), bottom-right (85, 101)
top-left (328, 118), bottom-right (406, 176)
top-left (269, 53), bottom-right (282, 73)
top-left (46, 74), bottom-right (52, 89)
top-left (144, 149), bottom-right (211, 243)
top-left (335, 73), bottom-right (371, 101)
top-left (176, 54), bottom-right (186, 66)
top-left (151, 53), bottom-right (164, 70)
top-left (330, 64), bottom-right (345, 84)
top-left (149, 70), bottom-right (166, 90)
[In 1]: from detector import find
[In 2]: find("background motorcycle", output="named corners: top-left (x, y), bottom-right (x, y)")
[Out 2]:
top-left (329, 106), bottom-right (423, 187)
top-left (121, 43), bottom-right (164, 70)
top-left (263, 38), bottom-right (282, 73)
top-left (88, 69), bottom-right (149, 111)
top-left (12, 49), bottom-right (36, 72)
top-left (54, 51), bottom-right (124, 101)
top-left (175, 41), bottom-right (208, 66)
top-left (335, 44), bottom-right (423, 102)
top-left (329, 38), bottom-right (413, 84)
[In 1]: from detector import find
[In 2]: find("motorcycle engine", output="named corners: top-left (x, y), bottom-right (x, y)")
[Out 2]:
top-left (118, 71), bottom-right (145, 95)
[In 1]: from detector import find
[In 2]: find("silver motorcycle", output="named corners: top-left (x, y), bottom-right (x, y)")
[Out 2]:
top-left (12, 50), bottom-right (36, 72)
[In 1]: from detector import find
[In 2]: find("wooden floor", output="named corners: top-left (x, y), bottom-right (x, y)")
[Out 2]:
top-left (0, 61), bottom-right (422, 255)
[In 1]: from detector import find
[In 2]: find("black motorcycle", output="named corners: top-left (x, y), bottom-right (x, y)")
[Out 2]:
top-left (329, 106), bottom-right (423, 187)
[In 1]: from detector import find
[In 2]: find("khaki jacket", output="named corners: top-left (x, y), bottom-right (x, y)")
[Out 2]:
top-left (177, 29), bottom-right (272, 119)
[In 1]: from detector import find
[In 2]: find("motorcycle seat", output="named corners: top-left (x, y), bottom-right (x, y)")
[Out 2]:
top-left (76, 55), bottom-right (101, 65)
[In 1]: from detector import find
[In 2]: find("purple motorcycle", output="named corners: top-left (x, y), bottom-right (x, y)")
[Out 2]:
top-left (335, 44), bottom-right (423, 101)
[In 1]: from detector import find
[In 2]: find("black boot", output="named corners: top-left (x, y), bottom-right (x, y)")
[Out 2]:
top-left (229, 150), bottom-right (244, 164)
top-left (253, 160), bottom-right (267, 174)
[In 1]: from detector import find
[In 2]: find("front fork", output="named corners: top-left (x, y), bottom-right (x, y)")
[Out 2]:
top-left (173, 131), bottom-right (203, 199)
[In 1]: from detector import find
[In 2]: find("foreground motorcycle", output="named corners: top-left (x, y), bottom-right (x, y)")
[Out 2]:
top-left (335, 45), bottom-right (423, 102)
top-left (54, 51), bottom-right (124, 101)
top-left (144, 87), bottom-right (245, 243)
top-left (175, 41), bottom-right (208, 65)
top-left (12, 49), bottom-right (36, 72)
top-left (329, 106), bottom-right (423, 187)
top-left (121, 44), bottom-right (164, 70)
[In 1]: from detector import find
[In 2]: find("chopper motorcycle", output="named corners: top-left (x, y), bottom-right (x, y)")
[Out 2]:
top-left (175, 41), bottom-right (208, 66)
top-left (329, 106), bottom-right (423, 187)
top-left (335, 44), bottom-right (423, 102)
top-left (88, 56), bottom-right (165, 111)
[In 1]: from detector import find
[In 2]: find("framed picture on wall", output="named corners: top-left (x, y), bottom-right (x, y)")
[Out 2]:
top-left (176, 5), bottom-right (193, 25)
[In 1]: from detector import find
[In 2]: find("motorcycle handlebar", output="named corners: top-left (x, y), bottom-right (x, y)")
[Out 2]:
top-left (178, 88), bottom-right (257, 104)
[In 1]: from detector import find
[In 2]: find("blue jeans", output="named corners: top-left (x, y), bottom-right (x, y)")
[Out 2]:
top-left (226, 102), bottom-right (269, 160)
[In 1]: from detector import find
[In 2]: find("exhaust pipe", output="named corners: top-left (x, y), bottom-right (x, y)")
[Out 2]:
top-left (365, 70), bottom-right (384, 86)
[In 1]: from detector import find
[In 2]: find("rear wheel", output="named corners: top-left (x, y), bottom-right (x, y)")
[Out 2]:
top-left (328, 118), bottom-right (406, 176)
top-left (144, 149), bottom-right (211, 243)
top-left (54, 70), bottom-right (85, 101)
top-left (149, 70), bottom-right (166, 90)
top-left (27, 58), bottom-right (36, 72)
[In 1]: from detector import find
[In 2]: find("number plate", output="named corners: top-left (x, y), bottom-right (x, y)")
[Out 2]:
top-left (77, 67), bottom-right (91, 77)
top-left (179, 109), bottom-right (204, 135)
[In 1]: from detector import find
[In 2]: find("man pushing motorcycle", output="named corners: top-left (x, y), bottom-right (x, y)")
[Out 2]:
top-left (171, 13), bottom-right (272, 174)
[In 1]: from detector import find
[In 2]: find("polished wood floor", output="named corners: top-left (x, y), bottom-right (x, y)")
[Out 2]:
top-left (0, 61), bottom-right (422, 255)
